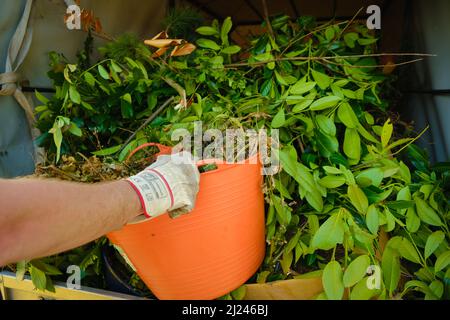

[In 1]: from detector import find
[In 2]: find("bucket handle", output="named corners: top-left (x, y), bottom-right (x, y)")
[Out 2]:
top-left (126, 143), bottom-right (219, 173)
top-left (126, 143), bottom-right (172, 162)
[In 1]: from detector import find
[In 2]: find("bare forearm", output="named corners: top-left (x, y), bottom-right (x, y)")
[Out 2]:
top-left (0, 178), bottom-right (142, 266)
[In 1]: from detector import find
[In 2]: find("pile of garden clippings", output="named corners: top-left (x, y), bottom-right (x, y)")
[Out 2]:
top-left (34, 154), bottom-right (152, 183)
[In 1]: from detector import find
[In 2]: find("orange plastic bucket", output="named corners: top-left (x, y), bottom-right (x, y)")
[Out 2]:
top-left (107, 143), bottom-right (265, 300)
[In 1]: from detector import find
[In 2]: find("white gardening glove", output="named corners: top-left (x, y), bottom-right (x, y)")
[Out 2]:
top-left (126, 151), bottom-right (200, 219)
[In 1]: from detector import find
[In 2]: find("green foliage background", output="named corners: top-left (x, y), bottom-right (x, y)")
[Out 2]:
top-left (21, 14), bottom-right (450, 300)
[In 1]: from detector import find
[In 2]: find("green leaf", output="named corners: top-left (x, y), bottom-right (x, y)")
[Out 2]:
top-left (343, 255), bottom-right (370, 287)
top-left (83, 72), bottom-right (96, 87)
top-left (35, 90), bottom-right (49, 104)
top-left (382, 246), bottom-right (401, 296)
top-left (311, 69), bottom-right (331, 90)
top-left (110, 66), bottom-right (121, 84)
top-left (415, 197), bottom-right (443, 227)
top-left (358, 38), bottom-right (378, 46)
top-left (357, 124), bottom-right (379, 144)
top-left (293, 98), bottom-right (314, 112)
top-left (337, 102), bottom-right (359, 128)
top-left (52, 127), bottom-right (63, 162)
top-left (273, 195), bottom-right (291, 226)
top-left (120, 93), bottom-right (133, 119)
top-left (319, 176), bottom-right (346, 189)
top-left (406, 207), bottom-right (421, 233)
top-left (222, 45), bottom-right (241, 54)
top-left (386, 200), bottom-right (414, 211)
top-left (429, 280), bottom-right (444, 299)
top-left (322, 261), bottom-right (344, 300)
top-left (281, 250), bottom-right (293, 274)
top-left (68, 122), bottom-right (82, 137)
top-left (366, 205), bottom-right (379, 235)
top-left (92, 145), bottom-right (123, 156)
top-left (63, 66), bottom-right (72, 83)
top-left (266, 205), bottom-right (275, 226)
top-left (256, 271), bottom-right (271, 284)
top-left (81, 101), bottom-right (95, 112)
top-left (384, 208), bottom-right (396, 232)
top-left (425, 231), bottom-right (445, 260)
top-left (30, 265), bottom-right (47, 291)
top-left (344, 128), bottom-right (361, 162)
top-left (325, 27), bottom-right (335, 41)
top-left (196, 26), bottom-right (219, 36)
top-left (271, 108), bottom-right (286, 128)
top-left (110, 60), bottom-right (123, 73)
top-left (124, 56), bottom-right (139, 69)
top-left (221, 17), bottom-right (232, 44)
top-left (69, 85), bottom-right (81, 104)
top-left (342, 89), bottom-right (357, 99)
top-left (311, 213), bottom-right (345, 250)
top-left (344, 32), bottom-right (359, 48)
top-left (31, 260), bottom-right (62, 276)
top-left (260, 79), bottom-right (272, 96)
top-left (285, 231), bottom-right (302, 254)
top-left (356, 168), bottom-right (384, 188)
top-left (16, 260), bottom-right (27, 281)
top-left (305, 190), bottom-right (324, 212)
top-left (399, 238), bottom-right (421, 264)
top-left (323, 166), bottom-right (342, 175)
top-left (274, 179), bottom-right (292, 200)
top-left (230, 285), bottom-right (247, 300)
top-left (384, 138), bottom-right (414, 152)
top-left (403, 280), bottom-right (430, 295)
top-left (348, 184), bottom-right (368, 214)
top-left (316, 115), bottom-right (336, 136)
top-left (310, 96), bottom-right (341, 111)
top-left (197, 38), bottom-right (221, 50)
top-left (435, 250), bottom-right (450, 273)
top-left (381, 119), bottom-right (393, 148)
top-left (397, 186), bottom-right (411, 202)
top-left (350, 277), bottom-right (380, 300)
top-left (295, 243), bottom-right (303, 263)
top-left (316, 130), bottom-right (339, 157)
top-left (209, 55), bottom-right (224, 67)
top-left (67, 64), bottom-right (77, 72)
top-left (98, 65), bottom-right (110, 80)
top-left (290, 81), bottom-right (316, 95)
top-left (308, 215), bottom-right (320, 236)
top-left (274, 70), bottom-right (289, 86)
top-left (278, 148), bottom-right (299, 183)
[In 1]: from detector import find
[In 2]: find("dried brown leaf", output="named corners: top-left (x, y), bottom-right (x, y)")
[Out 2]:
top-left (151, 31), bottom-right (169, 40)
top-left (170, 43), bottom-right (196, 56)
top-left (152, 47), bottom-right (169, 58)
top-left (144, 39), bottom-right (183, 48)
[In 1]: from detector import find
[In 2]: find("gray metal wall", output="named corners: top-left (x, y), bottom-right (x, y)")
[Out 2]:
top-left (400, 0), bottom-right (450, 163)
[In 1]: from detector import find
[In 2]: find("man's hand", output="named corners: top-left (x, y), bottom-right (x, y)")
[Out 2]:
top-left (126, 151), bottom-right (200, 220)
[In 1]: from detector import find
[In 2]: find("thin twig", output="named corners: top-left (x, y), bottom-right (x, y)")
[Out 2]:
top-left (281, 21), bottom-right (348, 56)
top-left (261, 0), bottom-right (274, 39)
top-left (322, 57), bottom-right (425, 69)
top-left (77, 152), bottom-right (106, 180)
top-left (118, 97), bottom-right (175, 154)
top-left (320, 7), bottom-right (365, 57)
top-left (92, 31), bottom-right (115, 42)
top-left (46, 165), bottom-right (81, 181)
top-left (222, 53), bottom-right (435, 68)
